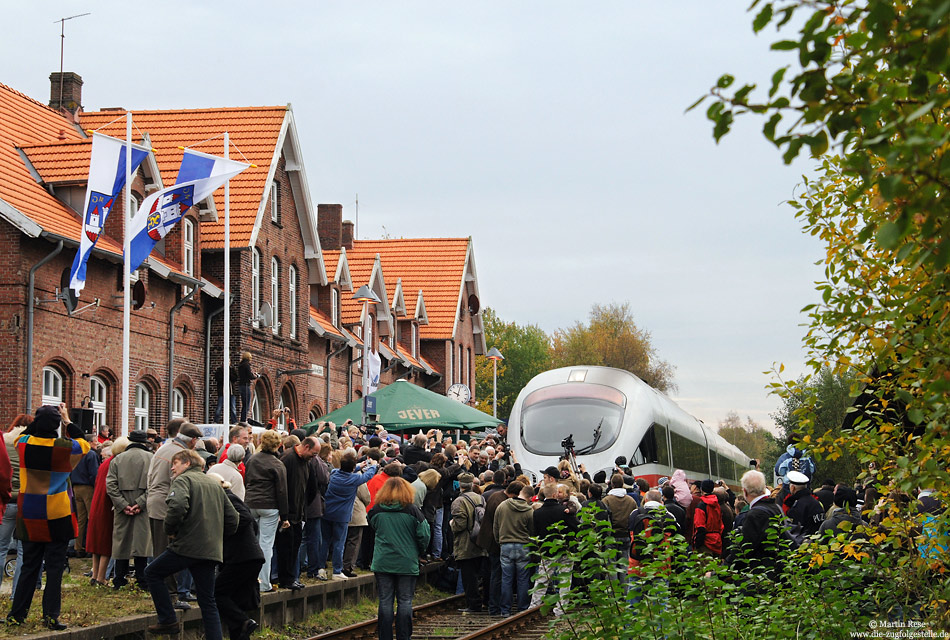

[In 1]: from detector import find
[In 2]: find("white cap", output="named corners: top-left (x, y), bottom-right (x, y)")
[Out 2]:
top-left (787, 470), bottom-right (809, 485)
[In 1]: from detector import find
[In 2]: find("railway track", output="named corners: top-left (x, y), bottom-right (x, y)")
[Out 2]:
top-left (308, 594), bottom-right (551, 640)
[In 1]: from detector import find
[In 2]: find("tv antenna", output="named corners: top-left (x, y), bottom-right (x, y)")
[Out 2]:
top-left (355, 193), bottom-right (359, 241)
top-left (54, 12), bottom-right (91, 108)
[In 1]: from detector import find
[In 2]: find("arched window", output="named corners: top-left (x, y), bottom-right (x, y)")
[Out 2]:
top-left (250, 386), bottom-right (266, 425)
top-left (288, 265), bottom-right (297, 339)
top-left (252, 248), bottom-right (261, 327)
top-left (308, 406), bottom-right (323, 424)
top-left (42, 366), bottom-right (64, 406)
top-left (90, 375), bottom-right (107, 428)
top-left (134, 383), bottom-right (150, 431)
top-left (171, 388), bottom-right (185, 420)
top-left (271, 257), bottom-right (279, 336)
top-left (277, 387), bottom-right (294, 431)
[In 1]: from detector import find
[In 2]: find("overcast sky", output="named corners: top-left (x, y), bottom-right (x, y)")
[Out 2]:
top-left (4, 1), bottom-right (823, 432)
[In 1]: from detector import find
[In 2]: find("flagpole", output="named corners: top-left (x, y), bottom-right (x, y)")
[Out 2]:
top-left (223, 132), bottom-right (231, 426)
top-left (121, 112), bottom-right (132, 437)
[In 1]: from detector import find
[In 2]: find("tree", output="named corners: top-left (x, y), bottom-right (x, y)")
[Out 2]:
top-left (770, 368), bottom-right (863, 484)
top-left (717, 411), bottom-right (780, 475)
top-left (473, 308), bottom-right (551, 420)
top-left (696, 0), bottom-right (950, 620)
top-left (550, 302), bottom-right (676, 393)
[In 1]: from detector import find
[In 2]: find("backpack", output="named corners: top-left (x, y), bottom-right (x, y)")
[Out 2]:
top-left (462, 493), bottom-right (486, 543)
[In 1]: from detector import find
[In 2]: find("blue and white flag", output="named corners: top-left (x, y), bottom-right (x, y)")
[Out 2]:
top-left (69, 133), bottom-right (150, 295)
top-left (126, 148), bottom-right (249, 274)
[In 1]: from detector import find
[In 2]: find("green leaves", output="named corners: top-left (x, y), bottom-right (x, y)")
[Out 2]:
top-left (753, 3), bottom-right (774, 32)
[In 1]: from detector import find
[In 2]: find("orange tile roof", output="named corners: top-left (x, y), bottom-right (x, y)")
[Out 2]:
top-left (395, 344), bottom-right (436, 373)
top-left (19, 138), bottom-right (92, 184)
top-left (309, 305), bottom-right (345, 340)
top-left (0, 83), bottom-right (88, 240)
top-left (80, 106), bottom-right (287, 249)
top-left (418, 353), bottom-right (441, 375)
top-left (340, 250), bottom-right (379, 326)
top-left (346, 239), bottom-right (470, 340)
top-left (323, 250), bottom-right (341, 283)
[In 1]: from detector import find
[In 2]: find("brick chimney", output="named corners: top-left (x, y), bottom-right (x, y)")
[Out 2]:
top-left (49, 72), bottom-right (83, 114)
top-left (341, 220), bottom-right (355, 250)
top-left (317, 204), bottom-right (343, 251)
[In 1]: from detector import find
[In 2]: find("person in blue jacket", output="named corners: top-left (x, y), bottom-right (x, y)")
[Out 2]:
top-left (315, 450), bottom-right (377, 580)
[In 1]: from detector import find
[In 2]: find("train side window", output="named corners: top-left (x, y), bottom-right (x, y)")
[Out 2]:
top-left (655, 423), bottom-right (670, 467)
top-left (670, 430), bottom-right (709, 475)
top-left (631, 424), bottom-right (659, 466)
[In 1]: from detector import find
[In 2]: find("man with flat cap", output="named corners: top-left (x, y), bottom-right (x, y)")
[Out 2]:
top-left (784, 470), bottom-right (825, 537)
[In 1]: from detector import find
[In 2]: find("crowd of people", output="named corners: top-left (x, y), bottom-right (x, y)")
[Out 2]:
top-left (0, 404), bottom-right (941, 640)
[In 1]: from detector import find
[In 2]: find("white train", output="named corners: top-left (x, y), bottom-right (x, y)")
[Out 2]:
top-left (507, 366), bottom-right (752, 488)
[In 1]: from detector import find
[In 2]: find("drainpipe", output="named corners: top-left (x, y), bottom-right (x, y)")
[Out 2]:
top-left (168, 284), bottom-right (201, 423)
top-left (204, 302), bottom-right (225, 424)
top-left (325, 339), bottom-right (349, 415)
top-left (26, 240), bottom-right (64, 413)
top-left (425, 373), bottom-right (444, 390)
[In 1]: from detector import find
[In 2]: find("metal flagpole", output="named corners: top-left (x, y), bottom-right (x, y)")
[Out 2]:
top-left (121, 112), bottom-right (132, 437)
top-left (223, 132), bottom-right (231, 426)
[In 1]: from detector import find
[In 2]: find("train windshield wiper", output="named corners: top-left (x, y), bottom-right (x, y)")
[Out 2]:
top-left (574, 418), bottom-right (603, 456)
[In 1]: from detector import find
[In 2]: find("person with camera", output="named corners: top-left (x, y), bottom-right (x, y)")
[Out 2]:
top-left (6, 404), bottom-right (88, 631)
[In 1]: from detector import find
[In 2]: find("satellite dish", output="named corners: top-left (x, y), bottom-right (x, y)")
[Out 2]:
top-left (467, 294), bottom-right (480, 315)
top-left (59, 268), bottom-right (77, 314)
top-left (132, 280), bottom-right (147, 310)
top-left (259, 301), bottom-right (273, 328)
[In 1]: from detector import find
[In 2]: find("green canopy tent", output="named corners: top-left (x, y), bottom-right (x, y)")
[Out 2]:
top-left (304, 380), bottom-right (501, 433)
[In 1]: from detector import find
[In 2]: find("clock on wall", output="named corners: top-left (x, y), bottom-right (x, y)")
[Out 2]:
top-left (446, 383), bottom-right (471, 404)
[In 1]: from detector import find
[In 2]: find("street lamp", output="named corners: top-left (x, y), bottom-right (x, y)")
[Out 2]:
top-left (486, 347), bottom-right (504, 418)
top-left (353, 285), bottom-right (381, 426)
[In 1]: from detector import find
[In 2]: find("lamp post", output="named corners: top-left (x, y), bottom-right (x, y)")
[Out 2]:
top-left (352, 285), bottom-right (381, 426)
top-left (486, 347), bottom-right (504, 418)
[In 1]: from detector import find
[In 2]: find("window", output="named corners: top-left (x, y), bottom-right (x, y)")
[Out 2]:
top-left (331, 288), bottom-right (340, 327)
top-left (277, 387), bottom-right (294, 431)
top-left (631, 423), bottom-right (670, 467)
top-left (134, 383), bottom-right (150, 431)
top-left (42, 366), bottom-right (64, 406)
top-left (250, 386), bottom-right (265, 425)
top-left (308, 407), bottom-right (322, 424)
top-left (669, 430), bottom-right (710, 475)
top-left (458, 344), bottom-right (463, 385)
top-left (448, 345), bottom-right (454, 384)
top-left (520, 383), bottom-right (626, 456)
top-left (389, 331), bottom-right (394, 349)
top-left (252, 249), bottom-right (261, 327)
top-left (171, 388), bottom-right (185, 420)
top-left (271, 257), bottom-right (279, 335)
top-left (183, 218), bottom-right (195, 295)
top-left (288, 265), bottom-right (297, 339)
top-left (270, 181), bottom-right (280, 224)
top-left (411, 323), bottom-right (417, 359)
top-left (465, 348), bottom-right (471, 388)
top-left (90, 376), bottom-right (107, 428)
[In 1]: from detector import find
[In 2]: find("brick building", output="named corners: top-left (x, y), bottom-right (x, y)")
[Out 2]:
top-left (0, 74), bottom-right (486, 435)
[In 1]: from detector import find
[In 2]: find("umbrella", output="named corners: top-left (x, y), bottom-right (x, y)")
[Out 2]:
top-left (304, 380), bottom-right (501, 433)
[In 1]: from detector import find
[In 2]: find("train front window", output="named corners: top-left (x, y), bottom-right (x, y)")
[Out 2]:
top-left (520, 383), bottom-right (625, 456)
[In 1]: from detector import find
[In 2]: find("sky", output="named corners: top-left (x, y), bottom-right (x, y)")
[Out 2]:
top-left (3, 1), bottom-right (823, 432)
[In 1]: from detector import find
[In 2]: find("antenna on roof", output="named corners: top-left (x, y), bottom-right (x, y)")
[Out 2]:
top-left (355, 193), bottom-right (359, 241)
top-left (54, 12), bottom-right (91, 106)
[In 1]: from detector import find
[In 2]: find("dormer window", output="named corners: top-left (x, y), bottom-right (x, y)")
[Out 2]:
top-left (411, 323), bottom-right (417, 359)
top-left (270, 180), bottom-right (280, 224)
top-left (331, 288), bottom-right (340, 327)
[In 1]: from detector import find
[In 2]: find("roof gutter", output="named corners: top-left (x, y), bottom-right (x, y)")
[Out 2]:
top-left (26, 239), bottom-right (64, 413)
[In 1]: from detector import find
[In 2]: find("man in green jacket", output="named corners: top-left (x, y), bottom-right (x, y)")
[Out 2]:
top-left (145, 449), bottom-right (239, 639)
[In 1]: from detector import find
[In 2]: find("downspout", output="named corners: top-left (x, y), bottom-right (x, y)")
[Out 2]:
top-left (26, 239), bottom-right (64, 413)
top-left (425, 373), bottom-right (444, 390)
top-left (167, 283), bottom-right (201, 423)
top-left (204, 301), bottom-right (225, 424)
top-left (325, 339), bottom-right (349, 415)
